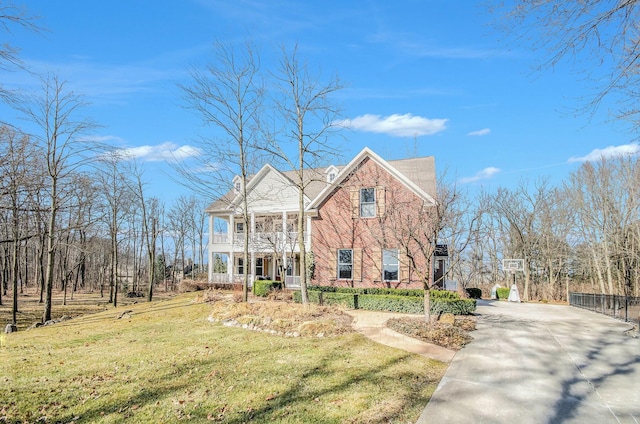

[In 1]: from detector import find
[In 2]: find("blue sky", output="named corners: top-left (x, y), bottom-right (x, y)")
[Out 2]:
top-left (2, 0), bottom-right (637, 203)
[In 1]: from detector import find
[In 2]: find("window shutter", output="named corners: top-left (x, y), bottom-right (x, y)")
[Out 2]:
top-left (329, 249), bottom-right (337, 280)
top-left (376, 186), bottom-right (386, 217)
top-left (353, 248), bottom-right (362, 281)
top-left (372, 248), bottom-right (382, 282)
top-left (350, 189), bottom-right (359, 218)
top-left (400, 253), bottom-right (410, 283)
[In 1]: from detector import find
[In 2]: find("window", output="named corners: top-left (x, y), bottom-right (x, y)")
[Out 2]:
top-left (360, 188), bottom-right (376, 217)
top-left (338, 249), bottom-right (353, 279)
top-left (383, 249), bottom-right (399, 281)
top-left (235, 222), bottom-right (244, 233)
top-left (255, 258), bottom-right (263, 276)
top-left (329, 172), bottom-right (336, 182)
top-left (237, 258), bottom-right (244, 275)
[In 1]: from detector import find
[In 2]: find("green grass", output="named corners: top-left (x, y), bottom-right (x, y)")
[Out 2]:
top-left (0, 293), bottom-right (447, 423)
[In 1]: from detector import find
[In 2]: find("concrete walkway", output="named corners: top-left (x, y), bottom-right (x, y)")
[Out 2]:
top-left (347, 309), bottom-right (456, 363)
top-left (418, 300), bottom-right (640, 424)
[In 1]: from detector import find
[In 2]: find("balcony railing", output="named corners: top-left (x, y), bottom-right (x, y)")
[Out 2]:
top-left (211, 232), bottom-right (309, 248)
top-left (210, 273), bottom-right (254, 286)
top-left (285, 275), bottom-right (301, 288)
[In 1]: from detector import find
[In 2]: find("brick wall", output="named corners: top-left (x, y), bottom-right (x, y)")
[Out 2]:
top-left (310, 157), bottom-right (435, 289)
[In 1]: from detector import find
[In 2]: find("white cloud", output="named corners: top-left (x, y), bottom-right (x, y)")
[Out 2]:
top-left (335, 113), bottom-right (447, 137)
top-left (467, 128), bottom-right (491, 136)
top-left (459, 167), bottom-right (501, 184)
top-left (568, 142), bottom-right (640, 163)
top-left (116, 142), bottom-right (202, 162)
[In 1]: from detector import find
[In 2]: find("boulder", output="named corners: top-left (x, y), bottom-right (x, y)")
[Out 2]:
top-left (4, 323), bottom-right (17, 334)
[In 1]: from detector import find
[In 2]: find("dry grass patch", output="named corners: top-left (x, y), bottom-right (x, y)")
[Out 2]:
top-left (388, 316), bottom-right (477, 350)
top-left (205, 291), bottom-right (354, 337)
top-left (1, 292), bottom-right (447, 423)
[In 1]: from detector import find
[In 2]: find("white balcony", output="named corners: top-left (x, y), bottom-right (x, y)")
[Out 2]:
top-left (210, 231), bottom-right (309, 251)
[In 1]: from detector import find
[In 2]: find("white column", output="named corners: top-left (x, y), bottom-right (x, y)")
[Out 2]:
top-left (209, 251), bottom-right (213, 282)
top-left (228, 251), bottom-right (234, 283)
top-left (229, 214), bottom-right (234, 245)
top-left (250, 211), bottom-right (255, 252)
top-left (306, 215), bottom-right (312, 250)
top-left (251, 250), bottom-right (256, 283)
top-left (281, 211), bottom-right (287, 281)
top-left (209, 214), bottom-right (214, 245)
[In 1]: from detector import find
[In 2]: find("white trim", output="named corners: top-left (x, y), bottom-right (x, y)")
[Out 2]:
top-left (307, 147), bottom-right (436, 210)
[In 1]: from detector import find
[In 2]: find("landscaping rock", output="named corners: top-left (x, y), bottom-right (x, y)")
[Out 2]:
top-left (27, 322), bottom-right (43, 330)
top-left (5, 323), bottom-right (17, 334)
top-left (116, 310), bottom-right (133, 320)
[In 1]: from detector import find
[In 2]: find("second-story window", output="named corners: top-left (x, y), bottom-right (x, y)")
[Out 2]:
top-left (360, 188), bottom-right (376, 218)
top-left (236, 222), bottom-right (244, 233)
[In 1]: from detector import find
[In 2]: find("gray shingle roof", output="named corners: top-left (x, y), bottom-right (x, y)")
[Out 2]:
top-left (205, 151), bottom-right (435, 213)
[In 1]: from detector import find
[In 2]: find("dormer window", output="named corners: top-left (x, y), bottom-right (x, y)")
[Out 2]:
top-left (232, 175), bottom-right (242, 193)
top-left (325, 165), bottom-right (339, 183)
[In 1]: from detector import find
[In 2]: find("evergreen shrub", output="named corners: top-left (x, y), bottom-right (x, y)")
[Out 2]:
top-left (466, 288), bottom-right (482, 299)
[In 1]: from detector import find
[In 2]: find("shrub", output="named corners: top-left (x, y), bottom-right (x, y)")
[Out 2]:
top-left (496, 287), bottom-right (510, 300)
top-left (294, 288), bottom-right (476, 315)
top-left (466, 288), bottom-right (482, 299)
top-left (253, 280), bottom-right (282, 297)
top-left (430, 289), bottom-right (460, 300)
top-left (431, 298), bottom-right (476, 315)
top-left (358, 295), bottom-right (424, 314)
top-left (321, 292), bottom-right (357, 309)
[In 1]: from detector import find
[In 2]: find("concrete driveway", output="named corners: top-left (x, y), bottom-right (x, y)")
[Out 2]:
top-left (418, 300), bottom-right (640, 424)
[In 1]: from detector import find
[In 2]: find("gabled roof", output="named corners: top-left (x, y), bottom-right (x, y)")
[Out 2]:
top-left (306, 147), bottom-right (436, 210)
top-left (205, 163), bottom-right (292, 213)
top-left (206, 147), bottom-right (436, 214)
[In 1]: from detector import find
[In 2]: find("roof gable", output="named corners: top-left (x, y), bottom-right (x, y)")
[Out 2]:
top-left (307, 147), bottom-right (436, 210)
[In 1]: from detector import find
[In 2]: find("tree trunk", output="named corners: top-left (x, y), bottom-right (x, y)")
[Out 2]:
top-left (43, 182), bottom-right (57, 323)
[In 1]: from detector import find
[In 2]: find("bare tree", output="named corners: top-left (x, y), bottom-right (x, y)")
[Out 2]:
top-left (0, 126), bottom-right (41, 324)
top-left (130, 164), bottom-right (162, 302)
top-left (96, 151), bottom-right (134, 307)
top-left (566, 156), bottom-right (640, 296)
top-left (179, 40), bottom-right (264, 301)
top-left (17, 73), bottom-right (96, 322)
top-left (493, 1), bottom-right (640, 126)
top-left (0, 1), bottom-right (40, 104)
top-left (269, 44), bottom-right (344, 304)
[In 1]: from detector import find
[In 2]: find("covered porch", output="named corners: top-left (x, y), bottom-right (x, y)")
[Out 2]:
top-left (209, 251), bottom-right (303, 289)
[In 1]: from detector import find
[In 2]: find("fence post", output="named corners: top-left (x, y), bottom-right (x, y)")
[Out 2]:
top-left (318, 291), bottom-right (323, 306)
top-left (625, 296), bottom-right (628, 322)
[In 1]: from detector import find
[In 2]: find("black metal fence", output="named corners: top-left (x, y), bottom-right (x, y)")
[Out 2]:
top-left (569, 292), bottom-right (640, 325)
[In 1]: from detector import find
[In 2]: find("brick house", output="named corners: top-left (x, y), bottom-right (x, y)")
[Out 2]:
top-left (206, 147), bottom-right (439, 290)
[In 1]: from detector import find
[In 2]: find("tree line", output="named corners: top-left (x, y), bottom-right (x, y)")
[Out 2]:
top-left (442, 155), bottom-right (640, 302)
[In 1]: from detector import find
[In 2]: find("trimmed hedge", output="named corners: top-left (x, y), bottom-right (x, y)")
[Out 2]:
top-left (431, 298), bottom-right (477, 315)
top-left (358, 294), bottom-right (424, 314)
top-left (253, 280), bottom-right (282, 297)
top-left (306, 285), bottom-right (457, 299)
top-left (496, 287), bottom-right (510, 300)
top-left (466, 287), bottom-right (482, 299)
top-left (294, 289), bottom-right (476, 315)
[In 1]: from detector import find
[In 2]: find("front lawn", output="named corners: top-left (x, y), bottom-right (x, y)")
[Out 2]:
top-left (1, 292), bottom-right (447, 423)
